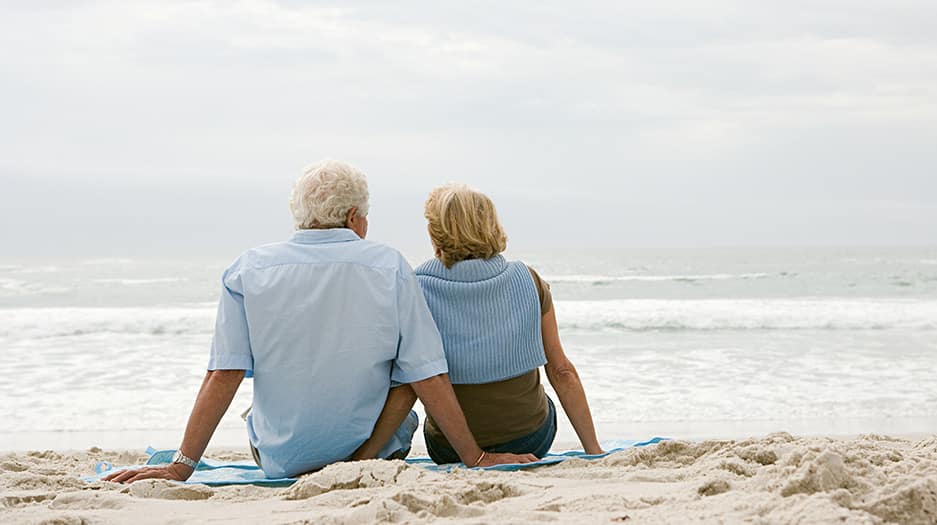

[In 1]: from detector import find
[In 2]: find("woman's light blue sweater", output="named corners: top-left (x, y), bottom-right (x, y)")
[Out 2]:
top-left (414, 255), bottom-right (546, 384)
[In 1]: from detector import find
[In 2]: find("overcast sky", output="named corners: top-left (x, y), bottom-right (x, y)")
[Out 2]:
top-left (1, 1), bottom-right (935, 258)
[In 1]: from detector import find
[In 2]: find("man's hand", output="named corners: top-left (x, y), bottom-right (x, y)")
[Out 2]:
top-left (102, 463), bottom-right (193, 484)
top-left (477, 452), bottom-right (538, 467)
top-left (101, 370), bottom-right (244, 485)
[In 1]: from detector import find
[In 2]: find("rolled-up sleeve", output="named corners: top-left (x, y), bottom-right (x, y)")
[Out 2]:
top-left (391, 263), bottom-right (448, 384)
top-left (207, 261), bottom-right (254, 377)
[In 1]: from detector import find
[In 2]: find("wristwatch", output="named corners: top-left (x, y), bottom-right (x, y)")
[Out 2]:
top-left (171, 450), bottom-right (199, 469)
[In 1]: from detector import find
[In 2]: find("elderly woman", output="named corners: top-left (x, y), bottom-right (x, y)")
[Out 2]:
top-left (415, 184), bottom-right (603, 463)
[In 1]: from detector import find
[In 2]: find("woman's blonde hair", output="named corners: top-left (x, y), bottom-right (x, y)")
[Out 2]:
top-left (424, 184), bottom-right (507, 268)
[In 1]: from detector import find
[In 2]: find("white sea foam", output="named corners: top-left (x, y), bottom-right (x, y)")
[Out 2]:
top-left (0, 278), bottom-right (24, 290)
top-left (0, 307), bottom-right (216, 339)
top-left (0, 278), bottom-right (70, 297)
top-left (13, 265), bottom-right (61, 274)
top-left (544, 273), bottom-right (771, 285)
top-left (553, 298), bottom-right (937, 331)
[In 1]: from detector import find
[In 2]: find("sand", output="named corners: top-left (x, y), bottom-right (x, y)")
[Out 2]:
top-left (2, 433), bottom-right (937, 524)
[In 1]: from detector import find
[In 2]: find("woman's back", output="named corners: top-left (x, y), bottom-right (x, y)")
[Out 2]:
top-left (418, 264), bottom-right (554, 449)
top-left (415, 256), bottom-right (546, 384)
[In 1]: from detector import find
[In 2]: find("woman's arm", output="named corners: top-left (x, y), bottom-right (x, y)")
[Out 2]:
top-left (351, 384), bottom-right (418, 460)
top-left (103, 369), bottom-right (245, 483)
top-left (542, 307), bottom-right (603, 455)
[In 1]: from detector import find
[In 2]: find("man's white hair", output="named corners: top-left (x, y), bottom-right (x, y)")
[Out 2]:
top-left (289, 160), bottom-right (370, 229)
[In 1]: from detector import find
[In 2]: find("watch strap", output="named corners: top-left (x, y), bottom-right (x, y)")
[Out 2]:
top-left (172, 450), bottom-right (199, 469)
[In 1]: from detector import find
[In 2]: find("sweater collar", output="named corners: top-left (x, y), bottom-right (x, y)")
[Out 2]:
top-left (417, 255), bottom-right (508, 282)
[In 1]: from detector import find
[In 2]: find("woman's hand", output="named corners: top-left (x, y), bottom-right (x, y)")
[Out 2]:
top-left (102, 463), bottom-right (193, 484)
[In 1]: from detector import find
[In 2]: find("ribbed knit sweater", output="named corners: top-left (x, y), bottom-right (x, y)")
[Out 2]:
top-left (414, 255), bottom-right (546, 384)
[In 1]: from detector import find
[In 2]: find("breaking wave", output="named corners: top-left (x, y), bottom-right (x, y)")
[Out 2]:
top-left (3, 298), bottom-right (936, 341)
top-left (554, 299), bottom-right (937, 331)
top-left (545, 273), bottom-right (772, 285)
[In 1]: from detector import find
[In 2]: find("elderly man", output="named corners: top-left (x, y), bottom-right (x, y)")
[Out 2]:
top-left (104, 160), bottom-right (535, 483)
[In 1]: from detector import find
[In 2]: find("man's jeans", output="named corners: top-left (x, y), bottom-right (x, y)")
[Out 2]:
top-left (424, 396), bottom-right (558, 465)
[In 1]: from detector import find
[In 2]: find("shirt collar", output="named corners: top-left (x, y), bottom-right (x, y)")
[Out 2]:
top-left (290, 228), bottom-right (361, 245)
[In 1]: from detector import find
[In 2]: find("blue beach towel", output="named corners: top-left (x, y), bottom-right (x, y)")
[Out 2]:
top-left (85, 438), bottom-right (667, 487)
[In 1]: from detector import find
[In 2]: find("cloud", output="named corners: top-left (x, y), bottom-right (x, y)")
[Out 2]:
top-left (1, 0), bottom-right (935, 252)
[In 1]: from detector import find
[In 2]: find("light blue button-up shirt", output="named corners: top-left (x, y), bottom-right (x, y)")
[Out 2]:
top-left (207, 228), bottom-right (448, 478)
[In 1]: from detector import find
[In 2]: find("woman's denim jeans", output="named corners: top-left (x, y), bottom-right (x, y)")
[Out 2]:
top-left (424, 396), bottom-right (557, 465)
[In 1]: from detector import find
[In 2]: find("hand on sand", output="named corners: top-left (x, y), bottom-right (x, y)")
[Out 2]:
top-left (102, 463), bottom-right (193, 484)
top-left (476, 452), bottom-right (538, 467)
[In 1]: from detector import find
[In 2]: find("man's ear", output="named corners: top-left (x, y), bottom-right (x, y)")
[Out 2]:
top-left (345, 207), bottom-right (358, 228)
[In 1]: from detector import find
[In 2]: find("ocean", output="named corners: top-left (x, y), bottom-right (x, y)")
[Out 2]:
top-left (2, 247), bottom-right (936, 451)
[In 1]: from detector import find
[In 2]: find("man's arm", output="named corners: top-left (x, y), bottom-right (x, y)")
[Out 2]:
top-left (411, 374), bottom-right (537, 467)
top-left (103, 369), bottom-right (245, 483)
top-left (351, 384), bottom-right (417, 460)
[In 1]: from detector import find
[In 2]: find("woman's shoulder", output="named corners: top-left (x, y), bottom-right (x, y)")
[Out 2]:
top-left (511, 261), bottom-right (547, 285)
top-left (414, 258), bottom-right (445, 277)
top-left (512, 262), bottom-right (552, 314)
top-left (502, 258), bottom-right (533, 273)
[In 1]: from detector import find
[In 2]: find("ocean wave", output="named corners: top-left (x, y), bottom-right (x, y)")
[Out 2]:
top-left (2, 298), bottom-right (935, 340)
top-left (0, 279), bottom-right (70, 297)
top-left (544, 273), bottom-right (772, 285)
top-left (93, 278), bottom-right (188, 285)
top-left (80, 258), bottom-right (135, 265)
top-left (554, 299), bottom-right (937, 331)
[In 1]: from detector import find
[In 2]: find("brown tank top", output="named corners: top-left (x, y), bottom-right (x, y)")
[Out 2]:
top-left (425, 266), bottom-right (552, 447)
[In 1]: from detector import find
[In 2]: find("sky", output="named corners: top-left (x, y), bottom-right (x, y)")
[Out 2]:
top-left (1, 0), bottom-right (936, 258)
